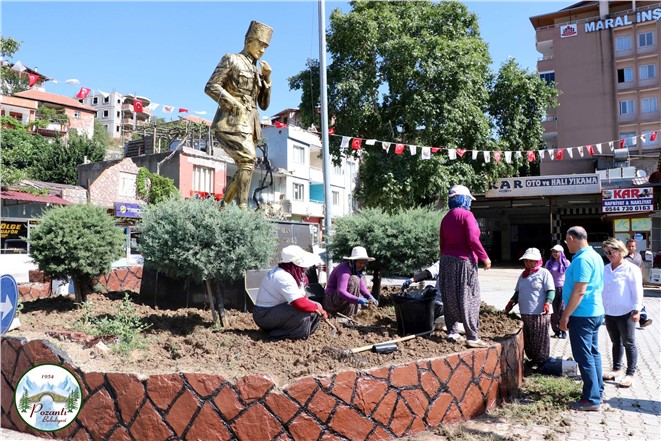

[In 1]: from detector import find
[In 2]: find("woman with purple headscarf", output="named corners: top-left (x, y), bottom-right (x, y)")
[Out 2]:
top-left (545, 244), bottom-right (570, 338)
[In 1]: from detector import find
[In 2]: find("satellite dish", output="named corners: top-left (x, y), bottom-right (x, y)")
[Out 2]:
top-left (636, 170), bottom-right (647, 178)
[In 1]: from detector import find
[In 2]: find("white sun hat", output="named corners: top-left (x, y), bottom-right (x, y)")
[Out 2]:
top-left (519, 247), bottom-right (542, 261)
top-left (551, 244), bottom-right (564, 252)
top-left (448, 184), bottom-right (476, 201)
top-left (343, 246), bottom-right (375, 262)
top-left (280, 245), bottom-right (322, 267)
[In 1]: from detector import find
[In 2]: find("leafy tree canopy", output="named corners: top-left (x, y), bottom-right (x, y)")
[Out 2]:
top-left (1, 35), bottom-right (28, 95)
top-left (136, 167), bottom-right (180, 204)
top-left (139, 199), bottom-right (276, 284)
top-left (289, 0), bottom-right (558, 211)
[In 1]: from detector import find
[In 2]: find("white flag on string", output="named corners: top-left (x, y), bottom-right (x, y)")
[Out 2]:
top-left (514, 151), bottom-right (522, 159)
top-left (98, 90), bottom-right (109, 98)
top-left (472, 150), bottom-right (479, 160)
top-left (577, 146), bottom-right (584, 157)
top-left (365, 139), bottom-right (376, 146)
top-left (11, 61), bottom-right (26, 72)
top-left (162, 105), bottom-right (175, 113)
top-left (505, 151), bottom-right (512, 163)
top-left (340, 136), bottom-right (350, 150)
top-left (566, 147), bottom-right (573, 159)
top-left (596, 143), bottom-right (602, 154)
top-left (548, 149), bottom-right (555, 160)
top-left (448, 149), bottom-right (457, 160)
top-left (483, 151), bottom-right (490, 163)
top-left (409, 145), bottom-right (417, 155)
top-left (421, 147), bottom-right (431, 160)
top-left (147, 103), bottom-right (160, 111)
top-left (382, 142), bottom-right (391, 153)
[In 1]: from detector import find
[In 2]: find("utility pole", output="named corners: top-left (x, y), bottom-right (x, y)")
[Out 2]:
top-left (319, 0), bottom-right (333, 270)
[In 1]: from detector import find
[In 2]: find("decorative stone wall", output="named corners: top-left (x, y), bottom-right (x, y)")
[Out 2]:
top-left (1, 330), bottom-right (524, 440)
top-left (17, 266), bottom-right (143, 302)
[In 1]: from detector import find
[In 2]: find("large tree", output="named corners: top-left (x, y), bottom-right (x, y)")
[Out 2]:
top-left (289, 0), bottom-right (557, 211)
top-left (1, 36), bottom-right (29, 95)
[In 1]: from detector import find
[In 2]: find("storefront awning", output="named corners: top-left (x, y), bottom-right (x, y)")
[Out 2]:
top-left (1, 190), bottom-right (72, 205)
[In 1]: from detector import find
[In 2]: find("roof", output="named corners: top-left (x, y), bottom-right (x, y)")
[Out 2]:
top-left (180, 115), bottom-right (211, 126)
top-left (1, 190), bottom-right (72, 205)
top-left (5, 64), bottom-right (51, 81)
top-left (13, 89), bottom-right (96, 112)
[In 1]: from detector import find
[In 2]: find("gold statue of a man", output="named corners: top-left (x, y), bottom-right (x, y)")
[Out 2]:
top-left (205, 21), bottom-right (273, 209)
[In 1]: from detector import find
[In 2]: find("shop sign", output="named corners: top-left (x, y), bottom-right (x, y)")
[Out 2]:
top-left (1, 222), bottom-right (27, 239)
top-left (584, 8), bottom-right (660, 33)
top-left (560, 24), bottom-right (577, 38)
top-left (486, 174), bottom-right (600, 198)
top-left (602, 187), bottom-right (653, 213)
top-left (114, 202), bottom-right (143, 219)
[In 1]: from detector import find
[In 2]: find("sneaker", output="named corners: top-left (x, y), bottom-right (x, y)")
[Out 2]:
top-left (560, 331), bottom-right (568, 339)
top-left (466, 339), bottom-right (488, 348)
top-left (640, 318), bottom-right (653, 328)
top-left (569, 399), bottom-right (600, 412)
top-left (447, 333), bottom-right (465, 342)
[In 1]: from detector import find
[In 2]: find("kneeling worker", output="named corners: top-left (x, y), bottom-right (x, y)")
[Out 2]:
top-left (253, 245), bottom-right (327, 340)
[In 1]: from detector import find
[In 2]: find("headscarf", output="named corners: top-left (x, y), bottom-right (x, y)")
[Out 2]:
top-left (278, 262), bottom-right (307, 288)
top-left (347, 259), bottom-right (363, 278)
top-left (521, 258), bottom-right (543, 279)
top-left (448, 194), bottom-right (472, 210)
top-left (544, 250), bottom-right (570, 274)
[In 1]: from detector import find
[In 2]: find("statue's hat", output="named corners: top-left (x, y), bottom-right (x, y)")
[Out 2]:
top-left (245, 21), bottom-right (273, 45)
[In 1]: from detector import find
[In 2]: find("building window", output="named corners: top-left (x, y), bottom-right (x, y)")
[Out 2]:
top-left (640, 64), bottom-right (656, 80)
top-left (616, 36), bottom-right (632, 51)
top-left (119, 172), bottom-right (137, 198)
top-left (73, 111), bottom-right (81, 119)
top-left (116, 111), bottom-right (120, 118)
top-left (332, 191), bottom-right (340, 206)
top-left (642, 97), bottom-right (658, 113)
top-left (539, 71), bottom-right (555, 85)
top-left (8, 111), bottom-right (22, 121)
top-left (116, 126), bottom-right (120, 133)
top-left (293, 145), bottom-right (305, 164)
top-left (638, 31), bottom-right (654, 48)
top-left (103, 110), bottom-right (109, 118)
top-left (92, 97), bottom-right (98, 105)
top-left (293, 183), bottom-right (304, 201)
top-left (192, 165), bottom-right (214, 193)
top-left (619, 100), bottom-right (635, 115)
top-left (620, 131), bottom-right (637, 148)
top-left (103, 96), bottom-right (110, 103)
top-left (617, 67), bottom-right (633, 83)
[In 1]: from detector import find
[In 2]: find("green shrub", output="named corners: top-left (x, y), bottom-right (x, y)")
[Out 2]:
top-left (139, 199), bottom-right (276, 284)
top-left (28, 204), bottom-right (125, 302)
top-left (136, 167), bottom-right (179, 204)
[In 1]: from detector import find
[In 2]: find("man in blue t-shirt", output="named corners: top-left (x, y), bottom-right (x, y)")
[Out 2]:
top-left (560, 226), bottom-right (605, 411)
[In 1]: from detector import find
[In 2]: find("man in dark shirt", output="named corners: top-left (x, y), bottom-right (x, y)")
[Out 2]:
top-left (625, 239), bottom-right (652, 328)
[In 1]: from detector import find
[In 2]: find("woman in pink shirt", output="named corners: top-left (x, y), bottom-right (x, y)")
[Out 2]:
top-left (439, 185), bottom-right (491, 348)
top-left (324, 246), bottom-right (378, 317)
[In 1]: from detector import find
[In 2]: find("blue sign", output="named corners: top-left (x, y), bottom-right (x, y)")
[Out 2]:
top-left (114, 202), bottom-right (143, 219)
top-left (1, 274), bottom-right (18, 335)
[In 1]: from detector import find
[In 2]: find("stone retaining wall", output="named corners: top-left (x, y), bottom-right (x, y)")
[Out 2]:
top-left (17, 266), bottom-right (143, 302)
top-left (1, 330), bottom-right (523, 440)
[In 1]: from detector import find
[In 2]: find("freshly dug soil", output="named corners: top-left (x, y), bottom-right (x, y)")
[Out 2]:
top-left (10, 286), bottom-right (520, 386)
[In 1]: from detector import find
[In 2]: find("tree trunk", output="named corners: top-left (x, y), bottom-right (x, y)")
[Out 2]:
top-left (205, 280), bottom-right (219, 326)
top-left (371, 268), bottom-right (382, 302)
top-left (73, 278), bottom-right (87, 303)
top-left (215, 282), bottom-right (229, 328)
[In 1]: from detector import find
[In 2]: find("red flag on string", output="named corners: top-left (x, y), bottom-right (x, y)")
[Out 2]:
top-left (620, 138), bottom-right (625, 148)
top-left (75, 87), bottom-right (91, 99)
top-left (586, 145), bottom-right (595, 156)
top-left (328, 127), bottom-right (335, 134)
top-left (133, 99), bottom-right (144, 113)
top-left (527, 150), bottom-right (536, 162)
top-left (494, 151), bottom-right (502, 163)
top-left (456, 149), bottom-right (466, 157)
top-left (351, 138), bottom-right (363, 150)
top-left (394, 143), bottom-right (405, 155)
top-left (651, 131), bottom-right (658, 142)
top-left (555, 148), bottom-right (564, 160)
top-left (178, 108), bottom-right (189, 113)
top-left (27, 73), bottom-right (38, 87)
top-left (431, 147), bottom-right (441, 153)
top-left (274, 121), bottom-right (286, 128)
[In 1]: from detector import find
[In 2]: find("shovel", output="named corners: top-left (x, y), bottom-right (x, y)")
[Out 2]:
top-left (348, 330), bottom-right (433, 354)
top-left (317, 310), bottom-right (338, 337)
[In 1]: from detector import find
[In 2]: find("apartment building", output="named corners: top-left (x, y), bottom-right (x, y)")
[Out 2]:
top-left (530, 1), bottom-right (660, 176)
top-left (80, 92), bottom-right (152, 140)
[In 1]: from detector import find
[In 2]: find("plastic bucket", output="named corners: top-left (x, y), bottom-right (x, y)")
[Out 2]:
top-left (392, 290), bottom-right (435, 336)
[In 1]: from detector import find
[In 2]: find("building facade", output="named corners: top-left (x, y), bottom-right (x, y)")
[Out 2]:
top-left (79, 92), bottom-right (152, 140)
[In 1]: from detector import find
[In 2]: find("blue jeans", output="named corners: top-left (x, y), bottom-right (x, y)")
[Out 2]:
top-left (568, 315), bottom-right (604, 405)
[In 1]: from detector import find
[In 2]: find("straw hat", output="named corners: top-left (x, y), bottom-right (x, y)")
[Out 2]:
top-left (519, 248), bottom-right (542, 261)
top-left (448, 184), bottom-right (476, 201)
top-left (343, 246), bottom-right (375, 262)
top-left (280, 245), bottom-right (322, 267)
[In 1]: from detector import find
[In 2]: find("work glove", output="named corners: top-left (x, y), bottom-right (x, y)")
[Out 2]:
top-left (369, 297), bottom-right (379, 307)
top-left (543, 303), bottom-right (550, 315)
top-left (402, 278), bottom-right (413, 289)
top-left (315, 308), bottom-right (328, 320)
top-left (504, 300), bottom-right (515, 314)
top-left (357, 297), bottom-right (369, 306)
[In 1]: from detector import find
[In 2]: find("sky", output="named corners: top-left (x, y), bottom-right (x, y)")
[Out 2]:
top-left (2, 0), bottom-right (575, 121)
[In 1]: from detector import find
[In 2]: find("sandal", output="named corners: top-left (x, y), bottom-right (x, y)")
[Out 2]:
top-left (603, 370), bottom-right (621, 381)
top-left (619, 375), bottom-right (634, 388)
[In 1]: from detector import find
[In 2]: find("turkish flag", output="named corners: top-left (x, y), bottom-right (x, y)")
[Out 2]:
top-left (431, 147), bottom-right (441, 153)
top-left (651, 131), bottom-right (658, 142)
top-left (328, 127), bottom-right (335, 134)
top-left (351, 138), bottom-right (363, 150)
top-left (586, 145), bottom-right (595, 156)
top-left (555, 148), bottom-right (564, 160)
top-left (274, 121), bottom-right (286, 128)
top-left (133, 99), bottom-right (144, 113)
top-left (494, 151), bottom-right (502, 163)
top-left (75, 87), bottom-right (91, 99)
top-left (178, 108), bottom-right (189, 113)
top-left (527, 150), bottom-right (536, 162)
top-left (620, 138), bottom-right (625, 148)
top-left (394, 143), bottom-right (405, 155)
top-left (456, 149), bottom-right (466, 157)
top-left (27, 73), bottom-right (38, 87)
